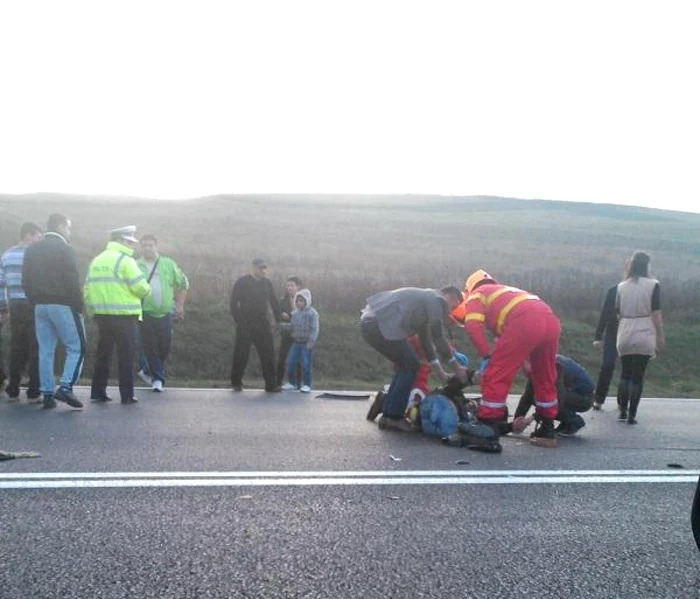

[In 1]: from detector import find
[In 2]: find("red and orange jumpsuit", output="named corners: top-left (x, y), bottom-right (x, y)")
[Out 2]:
top-left (456, 284), bottom-right (560, 421)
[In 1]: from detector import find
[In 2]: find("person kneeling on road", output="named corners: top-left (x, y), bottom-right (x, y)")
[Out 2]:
top-left (515, 354), bottom-right (594, 437)
top-left (360, 286), bottom-right (468, 432)
top-left (453, 270), bottom-right (561, 448)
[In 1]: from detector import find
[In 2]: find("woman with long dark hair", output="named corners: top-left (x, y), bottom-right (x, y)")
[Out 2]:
top-left (615, 251), bottom-right (665, 424)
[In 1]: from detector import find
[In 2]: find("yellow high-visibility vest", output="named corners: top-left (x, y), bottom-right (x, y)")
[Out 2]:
top-left (84, 241), bottom-right (151, 316)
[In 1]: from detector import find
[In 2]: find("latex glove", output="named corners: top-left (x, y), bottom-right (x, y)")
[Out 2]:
top-left (479, 356), bottom-right (490, 375)
top-left (452, 352), bottom-right (469, 368)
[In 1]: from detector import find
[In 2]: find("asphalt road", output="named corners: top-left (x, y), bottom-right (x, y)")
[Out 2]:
top-left (1, 387), bottom-right (699, 598)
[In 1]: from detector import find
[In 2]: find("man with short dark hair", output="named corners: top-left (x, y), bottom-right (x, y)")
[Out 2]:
top-left (360, 286), bottom-right (468, 432)
top-left (22, 214), bottom-right (85, 409)
top-left (0, 222), bottom-right (44, 401)
top-left (230, 258), bottom-right (283, 392)
top-left (136, 234), bottom-right (189, 392)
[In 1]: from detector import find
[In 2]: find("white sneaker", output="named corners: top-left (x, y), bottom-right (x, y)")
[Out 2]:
top-left (299, 385), bottom-right (311, 393)
top-left (152, 380), bottom-right (163, 392)
top-left (281, 383), bottom-right (296, 391)
top-left (137, 370), bottom-right (152, 385)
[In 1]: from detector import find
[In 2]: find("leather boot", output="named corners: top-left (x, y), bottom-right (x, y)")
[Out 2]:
top-left (617, 379), bottom-right (630, 421)
top-left (627, 383), bottom-right (642, 424)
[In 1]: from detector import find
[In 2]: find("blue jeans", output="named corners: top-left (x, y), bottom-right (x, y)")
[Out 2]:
top-left (34, 304), bottom-right (85, 394)
top-left (361, 318), bottom-right (420, 420)
top-left (140, 313), bottom-right (172, 384)
top-left (287, 342), bottom-right (313, 388)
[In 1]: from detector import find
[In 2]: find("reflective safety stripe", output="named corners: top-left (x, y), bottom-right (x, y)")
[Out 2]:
top-left (113, 254), bottom-right (125, 279)
top-left (535, 399), bottom-right (558, 409)
top-left (464, 313), bottom-right (486, 323)
top-left (86, 303), bottom-right (142, 312)
top-left (484, 287), bottom-right (514, 306)
top-left (86, 276), bottom-right (121, 284)
top-left (125, 274), bottom-right (146, 286)
top-left (496, 294), bottom-right (539, 334)
top-left (468, 292), bottom-right (486, 304)
top-left (481, 400), bottom-right (507, 409)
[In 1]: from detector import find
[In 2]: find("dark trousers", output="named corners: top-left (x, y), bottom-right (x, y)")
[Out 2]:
top-left (6, 302), bottom-right (40, 396)
top-left (516, 381), bottom-right (592, 425)
top-left (360, 317), bottom-right (420, 420)
top-left (594, 332), bottom-right (618, 404)
top-left (0, 322), bottom-right (6, 386)
top-left (140, 313), bottom-right (172, 384)
top-left (91, 315), bottom-right (138, 401)
top-left (617, 354), bottom-right (650, 418)
top-left (231, 318), bottom-right (276, 390)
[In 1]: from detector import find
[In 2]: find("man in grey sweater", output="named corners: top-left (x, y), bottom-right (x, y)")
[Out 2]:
top-left (360, 286), bottom-right (468, 431)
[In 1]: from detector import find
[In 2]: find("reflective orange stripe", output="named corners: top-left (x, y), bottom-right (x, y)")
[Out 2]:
top-left (495, 294), bottom-right (539, 334)
top-left (465, 313), bottom-right (486, 323)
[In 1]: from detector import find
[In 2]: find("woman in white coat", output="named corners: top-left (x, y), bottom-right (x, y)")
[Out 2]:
top-left (615, 251), bottom-right (665, 424)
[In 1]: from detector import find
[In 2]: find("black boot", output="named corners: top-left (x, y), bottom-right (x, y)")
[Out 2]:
top-left (530, 417), bottom-right (558, 448)
top-left (627, 383), bottom-right (641, 424)
top-left (617, 379), bottom-right (630, 421)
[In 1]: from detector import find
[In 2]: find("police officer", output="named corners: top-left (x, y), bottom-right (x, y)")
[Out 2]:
top-left (84, 226), bottom-right (151, 404)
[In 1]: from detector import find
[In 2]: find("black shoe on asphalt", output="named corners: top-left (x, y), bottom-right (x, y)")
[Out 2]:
top-left (232, 384), bottom-right (243, 392)
top-left (530, 418), bottom-right (558, 448)
top-left (27, 390), bottom-right (41, 401)
top-left (54, 386), bottom-right (83, 409)
top-left (91, 395), bottom-right (113, 402)
top-left (121, 397), bottom-right (139, 404)
top-left (366, 391), bottom-right (384, 422)
top-left (43, 396), bottom-right (57, 409)
top-left (618, 410), bottom-right (628, 421)
top-left (5, 384), bottom-right (20, 400)
top-left (627, 417), bottom-right (638, 425)
top-left (265, 386), bottom-right (282, 393)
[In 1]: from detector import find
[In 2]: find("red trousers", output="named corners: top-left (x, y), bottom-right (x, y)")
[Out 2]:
top-left (478, 304), bottom-right (560, 421)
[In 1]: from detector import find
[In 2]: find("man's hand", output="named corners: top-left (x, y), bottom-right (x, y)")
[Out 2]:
top-left (281, 312), bottom-right (290, 322)
top-left (173, 305), bottom-right (185, 321)
top-left (453, 364), bottom-right (469, 383)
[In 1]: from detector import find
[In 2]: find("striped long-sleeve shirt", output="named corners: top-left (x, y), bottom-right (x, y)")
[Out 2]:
top-left (0, 245), bottom-right (29, 311)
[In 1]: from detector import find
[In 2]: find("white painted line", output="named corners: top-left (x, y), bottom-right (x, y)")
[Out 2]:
top-left (0, 469), bottom-right (698, 480)
top-left (1, 470), bottom-right (697, 489)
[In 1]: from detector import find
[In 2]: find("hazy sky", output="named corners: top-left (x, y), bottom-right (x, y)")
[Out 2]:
top-left (1, 1), bottom-right (698, 212)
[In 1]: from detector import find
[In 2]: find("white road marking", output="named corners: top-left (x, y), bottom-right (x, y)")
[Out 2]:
top-left (1, 470), bottom-right (697, 489)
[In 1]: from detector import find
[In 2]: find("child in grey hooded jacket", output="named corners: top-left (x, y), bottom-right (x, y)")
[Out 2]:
top-left (280, 289), bottom-right (319, 392)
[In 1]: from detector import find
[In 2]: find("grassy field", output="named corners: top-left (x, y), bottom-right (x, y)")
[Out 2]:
top-left (1, 193), bottom-right (699, 397)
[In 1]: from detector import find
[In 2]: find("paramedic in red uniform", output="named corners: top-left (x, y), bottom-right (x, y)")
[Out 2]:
top-left (454, 270), bottom-right (561, 448)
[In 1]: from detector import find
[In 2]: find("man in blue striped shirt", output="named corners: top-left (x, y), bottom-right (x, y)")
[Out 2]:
top-left (0, 222), bottom-right (44, 401)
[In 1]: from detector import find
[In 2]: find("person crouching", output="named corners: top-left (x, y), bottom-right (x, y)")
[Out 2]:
top-left (280, 289), bottom-right (319, 393)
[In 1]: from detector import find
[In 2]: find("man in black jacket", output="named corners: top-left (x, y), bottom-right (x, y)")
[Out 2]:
top-left (230, 258), bottom-right (283, 392)
top-left (22, 213), bottom-right (85, 409)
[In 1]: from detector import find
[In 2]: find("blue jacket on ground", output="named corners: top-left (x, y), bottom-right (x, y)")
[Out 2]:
top-left (420, 393), bottom-right (461, 437)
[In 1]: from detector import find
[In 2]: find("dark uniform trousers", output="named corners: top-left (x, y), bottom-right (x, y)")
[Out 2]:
top-left (91, 315), bottom-right (137, 401)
